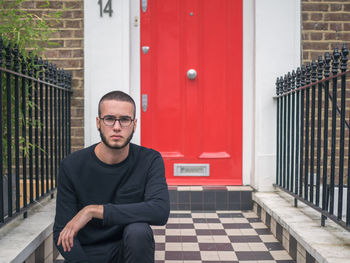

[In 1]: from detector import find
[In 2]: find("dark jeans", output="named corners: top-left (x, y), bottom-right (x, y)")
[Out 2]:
top-left (64, 223), bottom-right (155, 263)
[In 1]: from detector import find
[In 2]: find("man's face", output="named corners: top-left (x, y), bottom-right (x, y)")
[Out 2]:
top-left (96, 100), bottom-right (137, 150)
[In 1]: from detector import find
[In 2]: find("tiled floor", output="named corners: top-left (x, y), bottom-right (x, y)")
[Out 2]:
top-left (56, 210), bottom-right (295, 263)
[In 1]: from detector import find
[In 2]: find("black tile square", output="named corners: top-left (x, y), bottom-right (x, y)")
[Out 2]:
top-left (236, 251), bottom-right (273, 261)
top-left (168, 190), bottom-right (178, 203)
top-left (215, 243), bottom-right (233, 251)
top-left (218, 213), bottom-right (243, 218)
top-left (182, 251), bottom-right (201, 260)
top-left (169, 213), bottom-right (192, 218)
top-left (177, 203), bottom-right (191, 210)
top-left (166, 236), bottom-right (181, 242)
top-left (266, 212), bottom-right (271, 228)
top-left (241, 191), bottom-right (252, 204)
top-left (276, 222), bottom-right (283, 242)
top-left (177, 223), bottom-right (194, 229)
top-left (206, 218), bottom-right (221, 223)
top-left (256, 228), bottom-right (271, 235)
top-left (199, 243), bottom-right (217, 251)
top-left (181, 236), bottom-right (197, 242)
top-left (191, 191), bottom-right (203, 203)
top-left (165, 251), bottom-right (183, 260)
top-left (152, 229), bottom-right (165, 235)
top-left (191, 202), bottom-right (203, 210)
top-left (289, 235), bottom-right (297, 260)
top-left (241, 200), bottom-right (253, 210)
top-left (204, 190), bottom-right (215, 203)
top-left (210, 229), bottom-right (227, 235)
top-left (155, 243), bottom-right (165, 250)
top-left (178, 191), bottom-right (190, 203)
top-left (228, 202), bottom-right (241, 210)
top-left (223, 223), bottom-right (252, 229)
top-left (247, 217), bottom-right (260, 223)
top-left (215, 191), bottom-right (228, 203)
top-left (228, 191), bottom-right (240, 204)
top-left (170, 203), bottom-right (177, 210)
top-left (216, 200), bottom-right (228, 210)
top-left (203, 202), bottom-right (216, 210)
top-left (196, 229), bottom-right (212, 235)
top-left (265, 242), bottom-right (284, 251)
top-left (229, 235), bottom-right (262, 242)
top-left (306, 251), bottom-right (316, 263)
top-left (257, 204), bottom-right (262, 217)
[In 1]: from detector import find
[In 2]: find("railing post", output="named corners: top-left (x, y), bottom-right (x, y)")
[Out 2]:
top-left (295, 67), bottom-right (301, 197)
top-left (330, 47), bottom-right (340, 216)
top-left (322, 52), bottom-right (331, 226)
top-left (304, 62), bottom-right (311, 201)
top-left (316, 56), bottom-right (324, 207)
top-left (5, 43), bottom-right (13, 218)
top-left (33, 56), bottom-right (39, 200)
top-left (291, 70), bottom-right (296, 193)
top-left (310, 60), bottom-right (317, 204)
top-left (0, 36), bottom-right (4, 223)
top-left (21, 53), bottom-right (27, 215)
top-left (299, 65), bottom-right (306, 198)
top-left (44, 60), bottom-right (49, 193)
top-left (13, 45), bottom-right (20, 213)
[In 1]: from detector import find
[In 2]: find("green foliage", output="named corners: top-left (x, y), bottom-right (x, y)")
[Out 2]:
top-left (0, 0), bottom-right (63, 167)
top-left (0, 0), bottom-right (63, 56)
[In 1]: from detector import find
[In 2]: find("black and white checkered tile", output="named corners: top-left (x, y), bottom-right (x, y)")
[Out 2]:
top-left (56, 210), bottom-right (294, 263)
top-left (152, 211), bottom-right (294, 262)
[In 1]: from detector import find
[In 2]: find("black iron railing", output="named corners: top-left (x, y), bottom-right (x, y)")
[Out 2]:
top-left (0, 36), bottom-right (72, 226)
top-left (275, 43), bottom-right (350, 230)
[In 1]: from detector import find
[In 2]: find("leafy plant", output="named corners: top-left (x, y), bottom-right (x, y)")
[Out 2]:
top-left (0, 0), bottom-right (63, 167)
top-left (0, 0), bottom-right (62, 56)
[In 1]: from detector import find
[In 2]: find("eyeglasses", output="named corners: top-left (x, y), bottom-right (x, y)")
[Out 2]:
top-left (100, 115), bottom-right (134, 127)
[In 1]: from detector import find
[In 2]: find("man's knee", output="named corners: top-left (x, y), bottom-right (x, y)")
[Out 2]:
top-left (123, 222), bottom-right (154, 244)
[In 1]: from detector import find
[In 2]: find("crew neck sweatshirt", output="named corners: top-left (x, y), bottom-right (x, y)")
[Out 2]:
top-left (53, 143), bottom-right (170, 260)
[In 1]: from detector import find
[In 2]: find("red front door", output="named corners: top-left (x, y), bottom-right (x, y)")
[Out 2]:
top-left (140, 0), bottom-right (242, 185)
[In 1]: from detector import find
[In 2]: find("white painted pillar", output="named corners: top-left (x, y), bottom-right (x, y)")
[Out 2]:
top-left (84, 0), bottom-right (134, 146)
top-left (252, 0), bottom-right (301, 191)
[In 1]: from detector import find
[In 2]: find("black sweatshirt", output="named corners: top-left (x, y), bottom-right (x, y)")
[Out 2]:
top-left (53, 143), bottom-right (170, 261)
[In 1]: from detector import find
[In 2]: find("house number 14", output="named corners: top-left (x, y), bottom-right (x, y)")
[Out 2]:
top-left (98, 0), bottom-right (113, 17)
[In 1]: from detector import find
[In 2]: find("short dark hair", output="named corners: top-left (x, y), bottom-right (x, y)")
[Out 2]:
top-left (98, 90), bottom-right (136, 118)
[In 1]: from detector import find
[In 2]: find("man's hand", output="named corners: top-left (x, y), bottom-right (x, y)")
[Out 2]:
top-left (57, 205), bottom-right (103, 252)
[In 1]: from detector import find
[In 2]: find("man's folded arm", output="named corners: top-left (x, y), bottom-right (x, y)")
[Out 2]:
top-left (103, 155), bottom-right (170, 226)
top-left (53, 163), bottom-right (90, 261)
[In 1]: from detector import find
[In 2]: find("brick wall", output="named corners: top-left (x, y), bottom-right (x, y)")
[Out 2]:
top-left (302, 0), bottom-right (350, 63)
top-left (21, 0), bottom-right (84, 152)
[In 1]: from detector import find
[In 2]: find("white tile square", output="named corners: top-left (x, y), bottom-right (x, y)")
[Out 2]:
top-left (194, 223), bottom-right (210, 229)
top-left (182, 242), bottom-right (200, 251)
top-left (200, 251), bottom-right (220, 260)
top-left (165, 242), bottom-right (182, 251)
top-left (166, 229), bottom-right (181, 235)
top-left (218, 251), bottom-right (238, 261)
top-left (197, 235), bottom-right (214, 243)
top-left (208, 223), bottom-right (224, 229)
top-left (155, 251), bottom-right (165, 260)
top-left (225, 229), bottom-right (242, 235)
top-left (212, 235), bottom-right (230, 243)
top-left (232, 243), bottom-right (251, 251)
top-left (248, 242), bottom-right (268, 251)
top-left (180, 229), bottom-right (196, 236)
top-left (270, 250), bottom-right (293, 260)
top-left (259, 234), bottom-right (278, 243)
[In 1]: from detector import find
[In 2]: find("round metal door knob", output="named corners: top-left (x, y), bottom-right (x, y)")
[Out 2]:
top-left (187, 69), bottom-right (197, 80)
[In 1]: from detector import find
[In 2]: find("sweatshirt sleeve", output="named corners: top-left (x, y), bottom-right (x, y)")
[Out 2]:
top-left (103, 154), bottom-right (170, 226)
top-left (53, 162), bottom-right (91, 262)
